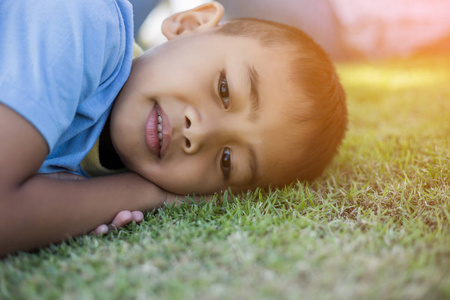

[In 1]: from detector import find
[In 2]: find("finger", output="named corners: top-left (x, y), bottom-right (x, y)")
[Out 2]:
top-left (131, 211), bottom-right (144, 223)
top-left (111, 210), bottom-right (132, 228)
top-left (94, 224), bottom-right (109, 236)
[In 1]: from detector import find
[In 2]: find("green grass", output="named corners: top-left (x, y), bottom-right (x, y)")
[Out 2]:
top-left (1, 56), bottom-right (449, 300)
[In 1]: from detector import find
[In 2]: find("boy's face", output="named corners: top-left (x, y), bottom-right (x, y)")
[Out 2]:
top-left (111, 31), bottom-right (307, 194)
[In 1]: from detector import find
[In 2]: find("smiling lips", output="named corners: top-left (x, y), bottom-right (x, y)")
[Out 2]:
top-left (145, 103), bottom-right (170, 158)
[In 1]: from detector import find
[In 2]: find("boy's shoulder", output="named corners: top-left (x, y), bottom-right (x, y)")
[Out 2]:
top-left (0, 0), bottom-right (135, 175)
top-left (27, 0), bottom-right (119, 10)
top-left (13, 0), bottom-right (131, 24)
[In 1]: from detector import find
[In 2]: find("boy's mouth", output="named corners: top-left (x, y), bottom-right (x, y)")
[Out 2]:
top-left (144, 102), bottom-right (170, 159)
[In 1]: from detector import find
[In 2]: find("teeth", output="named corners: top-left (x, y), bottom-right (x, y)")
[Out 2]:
top-left (156, 104), bottom-right (163, 147)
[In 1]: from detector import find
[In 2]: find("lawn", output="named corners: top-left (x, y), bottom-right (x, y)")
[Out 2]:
top-left (1, 56), bottom-right (449, 300)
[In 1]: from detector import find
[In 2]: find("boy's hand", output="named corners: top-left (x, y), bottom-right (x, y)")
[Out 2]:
top-left (92, 193), bottom-right (214, 235)
top-left (93, 192), bottom-right (182, 235)
top-left (93, 210), bottom-right (144, 235)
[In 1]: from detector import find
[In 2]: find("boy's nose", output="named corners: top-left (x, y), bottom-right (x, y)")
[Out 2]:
top-left (182, 106), bottom-right (220, 154)
top-left (182, 106), bottom-right (200, 154)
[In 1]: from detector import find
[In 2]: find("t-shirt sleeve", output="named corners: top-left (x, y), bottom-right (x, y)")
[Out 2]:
top-left (0, 0), bottom-right (123, 151)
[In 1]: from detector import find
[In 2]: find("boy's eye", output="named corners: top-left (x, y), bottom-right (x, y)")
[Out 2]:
top-left (221, 147), bottom-right (231, 180)
top-left (218, 71), bottom-right (230, 109)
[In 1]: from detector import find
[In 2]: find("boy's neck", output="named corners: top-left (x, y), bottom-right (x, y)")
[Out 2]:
top-left (99, 116), bottom-right (125, 170)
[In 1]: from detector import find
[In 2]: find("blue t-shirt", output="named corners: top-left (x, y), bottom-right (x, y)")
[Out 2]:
top-left (0, 0), bottom-right (134, 176)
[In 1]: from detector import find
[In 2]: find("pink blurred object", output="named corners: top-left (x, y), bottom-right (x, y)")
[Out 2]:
top-left (220, 0), bottom-right (450, 60)
top-left (330, 0), bottom-right (450, 58)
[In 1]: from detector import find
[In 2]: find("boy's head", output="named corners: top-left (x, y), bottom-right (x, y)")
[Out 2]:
top-left (110, 2), bottom-right (347, 194)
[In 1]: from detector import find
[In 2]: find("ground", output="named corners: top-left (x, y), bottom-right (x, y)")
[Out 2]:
top-left (1, 55), bottom-right (449, 300)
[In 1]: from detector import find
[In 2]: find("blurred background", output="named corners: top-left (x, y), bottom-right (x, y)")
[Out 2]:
top-left (130, 0), bottom-right (450, 61)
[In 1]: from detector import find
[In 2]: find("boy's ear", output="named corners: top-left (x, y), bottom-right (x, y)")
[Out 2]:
top-left (161, 1), bottom-right (224, 40)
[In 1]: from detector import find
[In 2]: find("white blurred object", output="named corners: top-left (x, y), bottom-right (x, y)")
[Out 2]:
top-left (170, 0), bottom-right (209, 12)
top-left (138, 0), bottom-right (209, 49)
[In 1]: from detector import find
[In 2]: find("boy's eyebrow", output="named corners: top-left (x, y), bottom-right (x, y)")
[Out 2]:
top-left (247, 64), bottom-right (260, 122)
top-left (246, 143), bottom-right (258, 186)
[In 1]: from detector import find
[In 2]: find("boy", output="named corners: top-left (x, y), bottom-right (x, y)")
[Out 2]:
top-left (0, 0), bottom-right (346, 256)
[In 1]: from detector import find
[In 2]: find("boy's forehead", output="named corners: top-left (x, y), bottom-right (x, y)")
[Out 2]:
top-left (239, 89), bottom-right (311, 190)
top-left (251, 67), bottom-right (312, 188)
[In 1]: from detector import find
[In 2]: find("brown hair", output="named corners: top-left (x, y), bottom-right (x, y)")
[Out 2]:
top-left (218, 19), bottom-right (347, 183)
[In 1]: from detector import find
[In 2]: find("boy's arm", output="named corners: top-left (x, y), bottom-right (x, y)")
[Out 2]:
top-left (39, 172), bottom-right (146, 235)
top-left (0, 104), bottom-right (171, 256)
